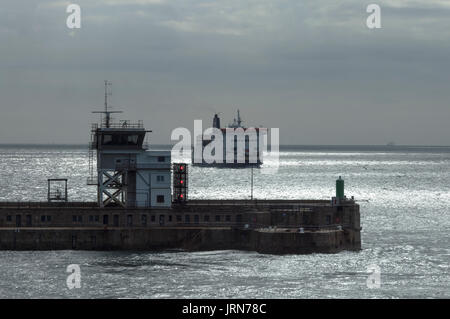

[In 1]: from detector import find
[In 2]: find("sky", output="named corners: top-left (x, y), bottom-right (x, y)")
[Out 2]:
top-left (0, 0), bottom-right (450, 145)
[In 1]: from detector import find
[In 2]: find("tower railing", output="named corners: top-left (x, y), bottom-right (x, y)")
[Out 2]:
top-left (92, 120), bottom-right (144, 130)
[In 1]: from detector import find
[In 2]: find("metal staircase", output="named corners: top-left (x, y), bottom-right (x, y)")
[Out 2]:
top-left (87, 126), bottom-right (97, 185)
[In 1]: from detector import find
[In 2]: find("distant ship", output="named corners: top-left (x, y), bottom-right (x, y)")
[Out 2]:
top-left (193, 110), bottom-right (266, 168)
top-left (387, 142), bottom-right (396, 146)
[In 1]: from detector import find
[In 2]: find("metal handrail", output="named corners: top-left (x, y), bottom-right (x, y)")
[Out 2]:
top-left (92, 120), bottom-right (144, 130)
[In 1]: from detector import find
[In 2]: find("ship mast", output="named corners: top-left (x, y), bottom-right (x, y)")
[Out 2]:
top-left (237, 109), bottom-right (242, 127)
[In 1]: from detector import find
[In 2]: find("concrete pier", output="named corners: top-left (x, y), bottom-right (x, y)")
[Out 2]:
top-left (0, 199), bottom-right (361, 254)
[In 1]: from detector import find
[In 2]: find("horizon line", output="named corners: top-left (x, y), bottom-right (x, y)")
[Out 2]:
top-left (0, 143), bottom-right (449, 148)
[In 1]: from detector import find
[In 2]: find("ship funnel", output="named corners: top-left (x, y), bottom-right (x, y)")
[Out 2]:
top-left (213, 114), bottom-right (221, 129)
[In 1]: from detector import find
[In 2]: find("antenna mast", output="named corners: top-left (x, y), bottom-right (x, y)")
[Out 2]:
top-left (92, 80), bottom-right (122, 128)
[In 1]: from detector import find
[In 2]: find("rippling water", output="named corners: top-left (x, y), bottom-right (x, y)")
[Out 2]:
top-left (0, 145), bottom-right (449, 298)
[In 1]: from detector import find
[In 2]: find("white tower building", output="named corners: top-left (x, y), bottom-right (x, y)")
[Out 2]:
top-left (88, 81), bottom-right (171, 208)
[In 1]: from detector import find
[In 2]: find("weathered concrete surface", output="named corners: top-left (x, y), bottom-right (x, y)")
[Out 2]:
top-left (0, 199), bottom-right (361, 254)
top-left (0, 227), bottom-right (361, 254)
top-left (250, 229), bottom-right (361, 254)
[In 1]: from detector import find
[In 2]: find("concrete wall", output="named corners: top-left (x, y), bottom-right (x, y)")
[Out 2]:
top-left (0, 201), bottom-right (360, 229)
top-left (0, 227), bottom-right (361, 254)
top-left (0, 200), bottom-right (361, 254)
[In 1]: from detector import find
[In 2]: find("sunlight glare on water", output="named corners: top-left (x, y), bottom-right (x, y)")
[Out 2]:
top-left (0, 145), bottom-right (449, 298)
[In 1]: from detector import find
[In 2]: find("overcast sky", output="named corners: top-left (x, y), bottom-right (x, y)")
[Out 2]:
top-left (1, 0), bottom-right (450, 145)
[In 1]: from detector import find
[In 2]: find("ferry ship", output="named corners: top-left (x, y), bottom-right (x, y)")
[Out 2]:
top-left (193, 110), bottom-right (267, 168)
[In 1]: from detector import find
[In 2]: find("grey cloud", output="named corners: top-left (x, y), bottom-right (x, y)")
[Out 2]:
top-left (0, 0), bottom-right (449, 145)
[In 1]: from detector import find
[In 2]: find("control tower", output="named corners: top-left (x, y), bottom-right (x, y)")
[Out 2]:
top-left (87, 81), bottom-right (171, 208)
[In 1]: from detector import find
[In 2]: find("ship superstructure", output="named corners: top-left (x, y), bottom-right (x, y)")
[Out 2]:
top-left (194, 110), bottom-right (267, 168)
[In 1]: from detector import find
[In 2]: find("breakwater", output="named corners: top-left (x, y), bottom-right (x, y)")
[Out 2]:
top-left (0, 199), bottom-right (361, 254)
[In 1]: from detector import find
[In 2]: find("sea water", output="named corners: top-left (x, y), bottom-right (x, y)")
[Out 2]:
top-left (0, 145), bottom-right (448, 298)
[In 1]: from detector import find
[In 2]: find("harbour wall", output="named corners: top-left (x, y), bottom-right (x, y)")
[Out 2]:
top-left (0, 200), bottom-right (361, 254)
top-left (0, 227), bottom-right (360, 254)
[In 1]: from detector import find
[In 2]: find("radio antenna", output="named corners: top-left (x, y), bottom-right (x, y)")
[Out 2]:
top-left (92, 80), bottom-right (123, 128)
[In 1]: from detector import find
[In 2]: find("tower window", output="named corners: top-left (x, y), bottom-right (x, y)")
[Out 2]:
top-left (157, 175), bottom-right (165, 182)
top-left (102, 134), bottom-right (113, 145)
top-left (102, 134), bottom-right (139, 145)
top-left (157, 195), bottom-right (165, 203)
top-left (127, 135), bottom-right (139, 144)
top-left (157, 156), bottom-right (165, 162)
